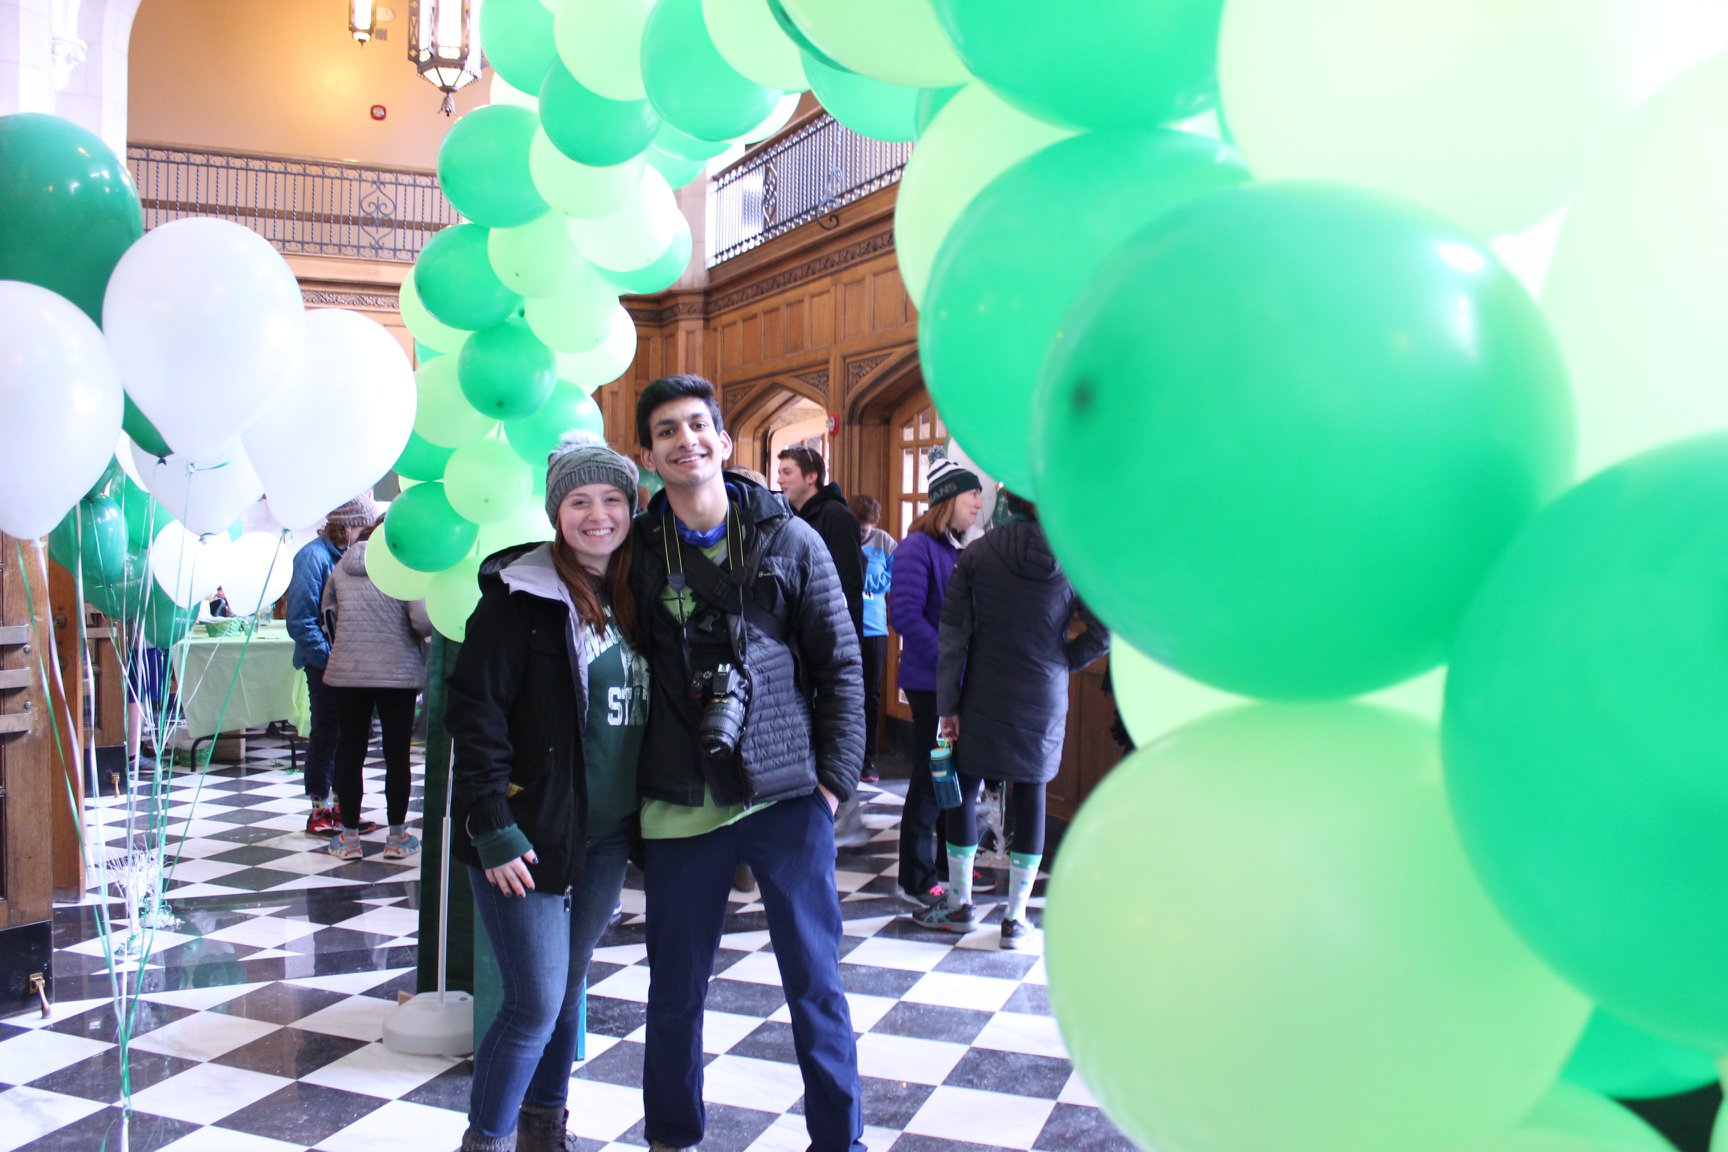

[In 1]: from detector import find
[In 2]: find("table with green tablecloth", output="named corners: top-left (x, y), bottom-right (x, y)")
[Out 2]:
top-left (175, 620), bottom-right (310, 744)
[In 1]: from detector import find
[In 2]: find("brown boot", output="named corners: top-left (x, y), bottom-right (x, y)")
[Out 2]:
top-left (459, 1126), bottom-right (515, 1151)
top-left (516, 1104), bottom-right (577, 1152)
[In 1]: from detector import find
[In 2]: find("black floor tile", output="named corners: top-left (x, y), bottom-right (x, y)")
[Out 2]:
top-left (725, 1021), bottom-right (799, 1064)
top-left (582, 995), bottom-right (648, 1039)
top-left (574, 1038), bottom-right (646, 1087)
top-left (210, 1024), bottom-right (368, 1079)
top-left (857, 1075), bottom-right (936, 1129)
top-left (838, 965), bottom-right (923, 999)
top-left (1034, 1103), bottom-right (1139, 1152)
top-left (868, 1001), bottom-right (992, 1046)
top-left (943, 1048), bottom-right (1071, 1100)
top-left (213, 981), bottom-right (349, 1025)
top-left (17, 1106), bottom-right (198, 1152)
top-left (222, 1080), bottom-right (387, 1144)
top-left (702, 978), bottom-right (787, 1018)
top-left (25, 1045), bottom-right (196, 1101)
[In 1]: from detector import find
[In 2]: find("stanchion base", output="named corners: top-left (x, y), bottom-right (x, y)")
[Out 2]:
top-left (382, 990), bottom-right (474, 1057)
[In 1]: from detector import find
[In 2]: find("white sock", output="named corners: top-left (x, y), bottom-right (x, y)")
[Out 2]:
top-left (389, 823), bottom-right (406, 838)
top-left (1006, 853), bottom-right (1042, 923)
top-left (309, 795), bottom-right (326, 812)
top-left (945, 843), bottom-right (977, 908)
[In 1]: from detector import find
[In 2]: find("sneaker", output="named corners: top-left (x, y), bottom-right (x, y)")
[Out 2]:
top-left (911, 901), bottom-right (979, 934)
top-left (306, 807), bottom-right (340, 835)
top-left (1000, 917), bottom-right (1033, 950)
top-left (973, 869), bottom-right (996, 894)
top-left (903, 882), bottom-right (946, 909)
top-left (859, 761), bottom-right (880, 784)
top-left (328, 829), bottom-right (363, 860)
top-left (384, 831), bottom-right (421, 860)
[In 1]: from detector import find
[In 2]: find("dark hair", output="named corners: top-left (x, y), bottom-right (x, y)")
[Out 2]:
top-left (848, 493), bottom-right (881, 526)
top-left (636, 374), bottom-right (725, 448)
top-left (551, 536), bottom-right (641, 652)
top-left (776, 444), bottom-right (825, 487)
top-left (1001, 490), bottom-right (1038, 523)
top-left (357, 514), bottom-right (387, 542)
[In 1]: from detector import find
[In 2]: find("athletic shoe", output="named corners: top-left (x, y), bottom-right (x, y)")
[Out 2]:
top-left (383, 831), bottom-right (421, 860)
top-left (305, 807), bottom-right (341, 835)
top-left (1000, 917), bottom-right (1033, 950)
top-left (903, 882), bottom-right (946, 909)
top-left (972, 869), bottom-right (996, 894)
top-left (910, 901), bottom-right (979, 933)
top-left (328, 829), bottom-right (363, 860)
top-left (859, 761), bottom-right (880, 783)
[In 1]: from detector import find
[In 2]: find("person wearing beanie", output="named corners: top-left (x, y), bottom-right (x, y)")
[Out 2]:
top-left (285, 490), bottom-right (382, 836)
top-left (891, 447), bottom-right (986, 909)
top-left (447, 432), bottom-right (650, 1152)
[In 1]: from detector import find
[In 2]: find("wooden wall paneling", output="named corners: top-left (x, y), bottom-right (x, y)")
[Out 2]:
top-left (46, 559), bottom-right (85, 900)
top-left (1, 533), bottom-right (56, 1013)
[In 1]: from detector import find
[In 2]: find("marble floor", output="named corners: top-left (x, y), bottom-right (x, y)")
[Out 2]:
top-left (0, 736), bottom-right (1137, 1151)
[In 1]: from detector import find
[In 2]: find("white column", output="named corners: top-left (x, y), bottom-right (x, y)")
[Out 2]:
top-left (0, 0), bottom-right (59, 117)
top-left (0, 0), bottom-right (139, 157)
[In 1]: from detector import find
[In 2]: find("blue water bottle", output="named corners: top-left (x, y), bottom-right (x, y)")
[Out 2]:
top-left (930, 738), bottom-right (962, 810)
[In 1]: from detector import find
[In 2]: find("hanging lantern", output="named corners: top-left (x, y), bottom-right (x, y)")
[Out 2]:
top-left (407, 0), bottom-right (484, 115)
top-left (349, 0), bottom-right (377, 43)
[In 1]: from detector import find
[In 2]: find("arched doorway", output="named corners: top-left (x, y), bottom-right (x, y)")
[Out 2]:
top-left (723, 378), bottom-right (831, 483)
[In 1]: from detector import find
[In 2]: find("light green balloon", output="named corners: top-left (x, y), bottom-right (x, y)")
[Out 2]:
top-left (425, 551), bottom-right (484, 642)
top-left (554, 0), bottom-right (653, 101)
top-left (399, 271), bottom-right (470, 356)
top-left (488, 211), bottom-right (582, 299)
top-left (642, 0), bottom-right (781, 144)
top-left (893, 83), bottom-right (1077, 308)
top-left (1544, 52), bottom-right (1728, 480)
top-left (598, 221), bottom-right (692, 295)
top-left (566, 165), bottom-right (682, 272)
top-left (504, 381), bottom-right (607, 465)
top-left (1047, 704), bottom-right (1589, 1152)
top-left (367, 522), bottom-right (434, 601)
top-left (527, 129), bottom-right (646, 220)
top-left (776, 0), bottom-right (968, 87)
top-left (646, 146), bottom-right (707, 189)
top-left (1562, 1007), bottom-right (1717, 1101)
top-left (553, 306), bottom-right (639, 393)
top-left (702, 0), bottom-right (808, 91)
top-left (414, 356), bottom-right (495, 448)
top-left (1444, 1084), bottom-right (1677, 1152)
top-left (444, 438), bottom-right (534, 524)
top-left (476, 497), bottom-right (556, 558)
top-left (1218, 0), bottom-right (1645, 239)
top-left (913, 84), bottom-right (962, 138)
top-left (523, 262), bottom-right (622, 353)
top-left (802, 51), bottom-right (920, 142)
top-left (653, 120), bottom-right (732, 162)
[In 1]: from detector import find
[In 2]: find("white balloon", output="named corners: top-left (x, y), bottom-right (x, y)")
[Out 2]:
top-left (0, 282), bottom-right (124, 538)
top-left (554, 306), bottom-right (640, 393)
top-left (103, 217), bottom-right (307, 462)
top-left (133, 439), bottom-right (265, 536)
top-left (566, 165), bottom-right (683, 273)
top-left (115, 433), bottom-right (146, 488)
top-left (149, 522), bottom-right (231, 607)
top-left (243, 309), bottom-right (416, 530)
top-left (221, 532), bottom-right (300, 615)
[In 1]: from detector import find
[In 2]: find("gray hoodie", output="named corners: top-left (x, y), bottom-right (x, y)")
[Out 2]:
top-left (321, 540), bottom-right (433, 689)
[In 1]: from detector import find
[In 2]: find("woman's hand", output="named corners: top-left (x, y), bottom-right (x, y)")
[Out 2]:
top-left (485, 852), bottom-right (538, 897)
top-left (939, 715), bottom-right (960, 742)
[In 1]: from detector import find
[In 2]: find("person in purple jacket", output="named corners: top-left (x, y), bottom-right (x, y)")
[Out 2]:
top-left (890, 447), bottom-right (985, 907)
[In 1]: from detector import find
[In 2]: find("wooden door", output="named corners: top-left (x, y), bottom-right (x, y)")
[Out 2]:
top-left (1, 536), bottom-right (56, 1013)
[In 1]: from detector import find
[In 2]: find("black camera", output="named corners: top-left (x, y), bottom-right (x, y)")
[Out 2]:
top-left (691, 661), bottom-right (750, 759)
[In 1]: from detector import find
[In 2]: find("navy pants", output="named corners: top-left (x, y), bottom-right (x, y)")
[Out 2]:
top-left (302, 664), bottom-right (338, 801)
top-left (643, 793), bottom-right (865, 1152)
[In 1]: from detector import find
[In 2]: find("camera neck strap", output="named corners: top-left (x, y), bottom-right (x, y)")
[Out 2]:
top-left (661, 504), bottom-right (747, 628)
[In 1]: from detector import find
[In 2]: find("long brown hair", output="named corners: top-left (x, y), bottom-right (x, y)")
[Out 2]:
top-left (552, 537), bottom-right (641, 651)
top-left (907, 496), bottom-right (964, 542)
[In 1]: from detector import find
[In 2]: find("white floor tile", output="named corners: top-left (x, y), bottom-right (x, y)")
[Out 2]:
top-left (140, 982), bottom-right (270, 1012)
top-left (700, 1010), bottom-right (768, 1055)
top-left (586, 964), bottom-right (651, 1004)
top-left (292, 995), bottom-right (390, 1042)
top-left (157, 1126), bottom-right (306, 1152)
top-left (162, 882), bottom-right (249, 900)
top-left (972, 1011), bottom-right (1068, 1060)
top-left (0, 1029), bottom-right (112, 1083)
top-left (1058, 1069), bottom-right (1101, 1108)
top-left (0, 1086), bottom-right (106, 1151)
top-left (903, 1084), bottom-right (1055, 1150)
top-left (841, 936), bottom-right (953, 973)
top-left (714, 951), bottom-right (787, 987)
top-left (157, 858), bottom-right (247, 884)
top-left (284, 967), bottom-right (411, 996)
top-left (718, 928), bottom-right (773, 952)
top-left (301, 1041), bottom-right (460, 1099)
top-left (125, 1061), bottom-right (292, 1125)
top-left (853, 1032), bottom-right (970, 1086)
top-left (331, 905), bottom-right (420, 938)
top-left (128, 1011), bottom-right (280, 1062)
top-left (247, 848), bottom-right (348, 876)
top-left (201, 916), bottom-right (322, 949)
top-left (700, 1054), bottom-right (807, 1113)
top-left (318, 1098), bottom-right (470, 1152)
top-left (0, 996), bottom-right (113, 1030)
top-left (562, 1076), bottom-right (646, 1141)
top-left (902, 971), bottom-right (1021, 1014)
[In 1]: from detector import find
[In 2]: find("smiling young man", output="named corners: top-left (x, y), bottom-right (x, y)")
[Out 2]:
top-left (629, 374), bottom-right (867, 1152)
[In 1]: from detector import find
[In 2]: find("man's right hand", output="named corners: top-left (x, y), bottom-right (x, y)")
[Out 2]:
top-left (485, 852), bottom-right (538, 897)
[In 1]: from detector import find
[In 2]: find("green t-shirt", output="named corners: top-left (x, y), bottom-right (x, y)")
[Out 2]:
top-left (583, 606), bottom-right (649, 838)
top-left (640, 532), bottom-right (775, 839)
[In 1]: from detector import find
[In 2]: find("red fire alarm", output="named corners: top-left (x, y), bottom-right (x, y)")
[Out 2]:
top-left (370, 105), bottom-right (387, 121)
top-left (826, 412), bottom-right (839, 435)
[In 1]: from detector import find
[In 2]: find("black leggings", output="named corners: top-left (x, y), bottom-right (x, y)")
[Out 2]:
top-left (946, 776), bottom-right (1047, 858)
top-left (333, 685), bottom-right (418, 829)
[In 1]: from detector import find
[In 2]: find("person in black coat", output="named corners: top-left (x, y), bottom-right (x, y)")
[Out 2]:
top-left (913, 490), bottom-right (1110, 949)
top-left (776, 443), bottom-right (865, 640)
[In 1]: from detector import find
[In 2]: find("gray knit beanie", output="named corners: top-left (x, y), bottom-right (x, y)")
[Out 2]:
top-left (545, 432), bottom-right (639, 524)
top-left (325, 492), bottom-right (380, 528)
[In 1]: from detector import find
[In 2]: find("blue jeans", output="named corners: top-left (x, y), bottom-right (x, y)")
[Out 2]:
top-left (644, 793), bottom-right (865, 1152)
top-left (467, 827), bottom-right (630, 1138)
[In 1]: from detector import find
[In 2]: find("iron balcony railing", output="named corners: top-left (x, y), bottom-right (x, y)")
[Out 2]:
top-left (127, 143), bottom-right (459, 263)
top-left (708, 113), bottom-right (911, 266)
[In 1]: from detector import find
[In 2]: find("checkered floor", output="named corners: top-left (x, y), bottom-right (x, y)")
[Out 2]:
top-left (0, 733), bottom-right (1136, 1152)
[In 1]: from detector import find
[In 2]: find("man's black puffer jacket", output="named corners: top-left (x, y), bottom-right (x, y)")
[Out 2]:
top-left (631, 475), bottom-right (865, 806)
top-left (446, 543), bottom-right (592, 894)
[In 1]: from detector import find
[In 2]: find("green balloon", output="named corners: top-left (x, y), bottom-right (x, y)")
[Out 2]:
top-left (86, 561), bottom-right (150, 622)
top-left (479, 0), bottom-right (557, 92)
top-left (652, 120), bottom-right (731, 162)
top-left (142, 583), bottom-right (197, 649)
top-left (597, 223), bottom-right (693, 295)
top-left (1562, 1008), bottom-right (1717, 1101)
top-left (0, 112), bottom-right (143, 324)
top-left (414, 356), bottom-right (496, 448)
top-left (84, 456), bottom-right (123, 502)
top-left (458, 317), bottom-right (557, 420)
top-left (1444, 433), bottom-right (1728, 1050)
top-left (703, 0), bottom-right (808, 90)
top-left (413, 340), bottom-right (443, 363)
top-left (394, 430), bottom-right (457, 482)
top-left (415, 224), bottom-right (523, 332)
top-left (444, 438), bottom-right (534, 524)
top-left (763, 0), bottom-right (845, 71)
top-left (642, 0), bottom-right (781, 143)
top-left (383, 482), bottom-right (479, 573)
top-left (117, 476), bottom-right (167, 552)
top-left (1448, 1084), bottom-right (1678, 1152)
top-left (437, 105), bottom-right (547, 229)
top-left (488, 210), bottom-right (583, 299)
top-left (932, 0), bottom-right (1221, 130)
top-left (522, 263), bottom-right (621, 353)
top-left (400, 269), bottom-right (473, 354)
top-left (539, 63), bottom-right (661, 169)
top-left (366, 523), bottom-right (434, 601)
top-left (801, 51), bottom-right (920, 142)
top-left (527, 129), bottom-right (646, 220)
top-left (123, 395), bottom-right (173, 459)
top-left (914, 84), bottom-right (963, 138)
top-left (504, 382), bottom-right (606, 465)
top-left (1034, 183), bottom-right (1575, 699)
top-left (923, 130), bottom-right (1248, 496)
top-left (1048, 705), bottom-right (1588, 1152)
top-left (645, 146), bottom-right (707, 190)
top-left (425, 551), bottom-right (484, 642)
